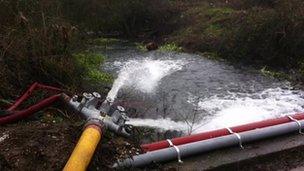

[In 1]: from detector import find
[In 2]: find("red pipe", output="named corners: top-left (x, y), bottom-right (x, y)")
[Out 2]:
top-left (141, 112), bottom-right (304, 152)
top-left (7, 82), bottom-right (62, 111)
top-left (7, 82), bottom-right (39, 111)
top-left (36, 83), bottom-right (63, 92)
top-left (0, 94), bottom-right (62, 125)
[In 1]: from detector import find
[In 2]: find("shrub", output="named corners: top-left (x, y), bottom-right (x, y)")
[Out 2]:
top-left (0, 0), bottom-right (83, 98)
top-left (61, 0), bottom-right (176, 37)
top-left (222, 0), bottom-right (304, 68)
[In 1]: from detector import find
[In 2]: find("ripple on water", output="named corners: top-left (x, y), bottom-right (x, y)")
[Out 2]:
top-left (101, 45), bottom-right (304, 134)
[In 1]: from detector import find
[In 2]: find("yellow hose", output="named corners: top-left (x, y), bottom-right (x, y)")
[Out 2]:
top-left (63, 125), bottom-right (102, 171)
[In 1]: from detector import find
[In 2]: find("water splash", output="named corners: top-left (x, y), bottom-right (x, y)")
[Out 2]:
top-left (107, 58), bottom-right (186, 100)
top-left (125, 87), bottom-right (304, 134)
top-left (102, 47), bottom-right (304, 135)
top-left (191, 87), bottom-right (304, 133)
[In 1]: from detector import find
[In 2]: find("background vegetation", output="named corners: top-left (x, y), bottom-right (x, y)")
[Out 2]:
top-left (1, 0), bottom-right (304, 169)
top-left (0, 0), bottom-right (82, 98)
top-left (0, 0), bottom-right (175, 99)
top-left (1, 0), bottom-right (304, 99)
top-left (171, 0), bottom-right (304, 80)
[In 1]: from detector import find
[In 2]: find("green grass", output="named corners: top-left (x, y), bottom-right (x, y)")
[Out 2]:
top-left (260, 66), bottom-right (291, 80)
top-left (135, 42), bottom-right (147, 51)
top-left (204, 24), bottom-right (223, 37)
top-left (159, 43), bottom-right (182, 52)
top-left (73, 52), bottom-right (113, 84)
top-left (207, 7), bottom-right (235, 17)
top-left (91, 38), bottom-right (121, 48)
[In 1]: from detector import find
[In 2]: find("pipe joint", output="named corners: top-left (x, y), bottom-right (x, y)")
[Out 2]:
top-left (85, 117), bottom-right (106, 132)
top-left (65, 92), bottom-right (133, 138)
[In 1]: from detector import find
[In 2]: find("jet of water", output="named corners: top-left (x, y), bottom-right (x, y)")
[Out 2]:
top-left (106, 58), bottom-right (186, 101)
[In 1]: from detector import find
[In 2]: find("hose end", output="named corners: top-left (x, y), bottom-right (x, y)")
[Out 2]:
top-left (84, 120), bottom-right (105, 133)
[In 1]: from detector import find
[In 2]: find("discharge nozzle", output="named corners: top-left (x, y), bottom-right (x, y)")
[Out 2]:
top-left (99, 97), bottom-right (113, 114)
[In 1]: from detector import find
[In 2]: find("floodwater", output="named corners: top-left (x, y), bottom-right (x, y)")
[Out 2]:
top-left (98, 41), bottom-right (304, 134)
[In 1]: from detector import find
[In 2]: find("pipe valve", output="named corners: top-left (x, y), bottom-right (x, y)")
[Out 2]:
top-left (64, 92), bottom-right (133, 137)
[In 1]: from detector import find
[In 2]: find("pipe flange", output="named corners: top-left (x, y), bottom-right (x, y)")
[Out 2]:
top-left (106, 97), bottom-right (114, 104)
top-left (85, 118), bottom-right (105, 131)
top-left (287, 115), bottom-right (304, 134)
top-left (117, 106), bottom-right (125, 112)
top-left (226, 127), bottom-right (244, 149)
top-left (121, 113), bottom-right (129, 121)
top-left (83, 92), bottom-right (93, 99)
top-left (92, 92), bottom-right (101, 98)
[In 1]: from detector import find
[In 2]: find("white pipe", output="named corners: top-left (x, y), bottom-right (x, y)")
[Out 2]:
top-left (113, 119), bottom-right (304, 168)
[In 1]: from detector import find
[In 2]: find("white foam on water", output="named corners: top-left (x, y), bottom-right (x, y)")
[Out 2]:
top-left (127, 118), bottom-right (189, 131)
top-left (191, 87), bottom-right (304, 133)
top-left (125, 87), bottom-right (304, 134)
top-left (104, 56), bottom-right (304, 134)
top-left (107, 58), bottom-right (186, 100)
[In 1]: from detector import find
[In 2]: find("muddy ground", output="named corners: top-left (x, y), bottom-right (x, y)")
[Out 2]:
top-left (0, 109), bottom-right (142, 171)
top-left (2, 105), bottom-right (304, 170)
top-left (3, 116), bottom-right (304, 171)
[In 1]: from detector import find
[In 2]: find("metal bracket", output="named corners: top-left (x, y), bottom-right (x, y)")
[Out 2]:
top-left (167, 139), bottom-right (183, 163)
top-left (226, 127), bottom-right (244, 149)
top-left (287, 115), bottom-right (304, 134)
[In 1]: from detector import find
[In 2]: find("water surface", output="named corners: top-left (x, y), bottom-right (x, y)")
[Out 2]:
top-left (98, 42), bottom-right (304, 134)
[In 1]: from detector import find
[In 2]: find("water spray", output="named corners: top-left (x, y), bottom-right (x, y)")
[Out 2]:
top-left (106, 59), bottom-right (186, 101)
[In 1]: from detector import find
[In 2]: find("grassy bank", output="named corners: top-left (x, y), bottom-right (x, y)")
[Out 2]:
top-left (69, 0), bottom-right (304, 82)
top-left (1, 1), bottom-right (304, 170)
top-left (169, 0), bottom-right (304, 81)
top-left (3, 0), bottom-right (303, 98)
top-left (0, 0), bottom-right (114, 99)
top-left (73, 0), bottom-right (304, 82)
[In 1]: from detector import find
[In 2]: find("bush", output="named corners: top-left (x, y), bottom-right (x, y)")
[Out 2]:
top-left (222, 0), bottom-right (304, 68)
top-left (0, 0), bottom-right (83, 98)
top-left (1, 0), bottom-right (176, 98)
top-left (173, 0), bottom-right (304, 71)
top-left (61, 0), bottom-right (176, 37)
top-left (173, 5), bottom-right (237, 52)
